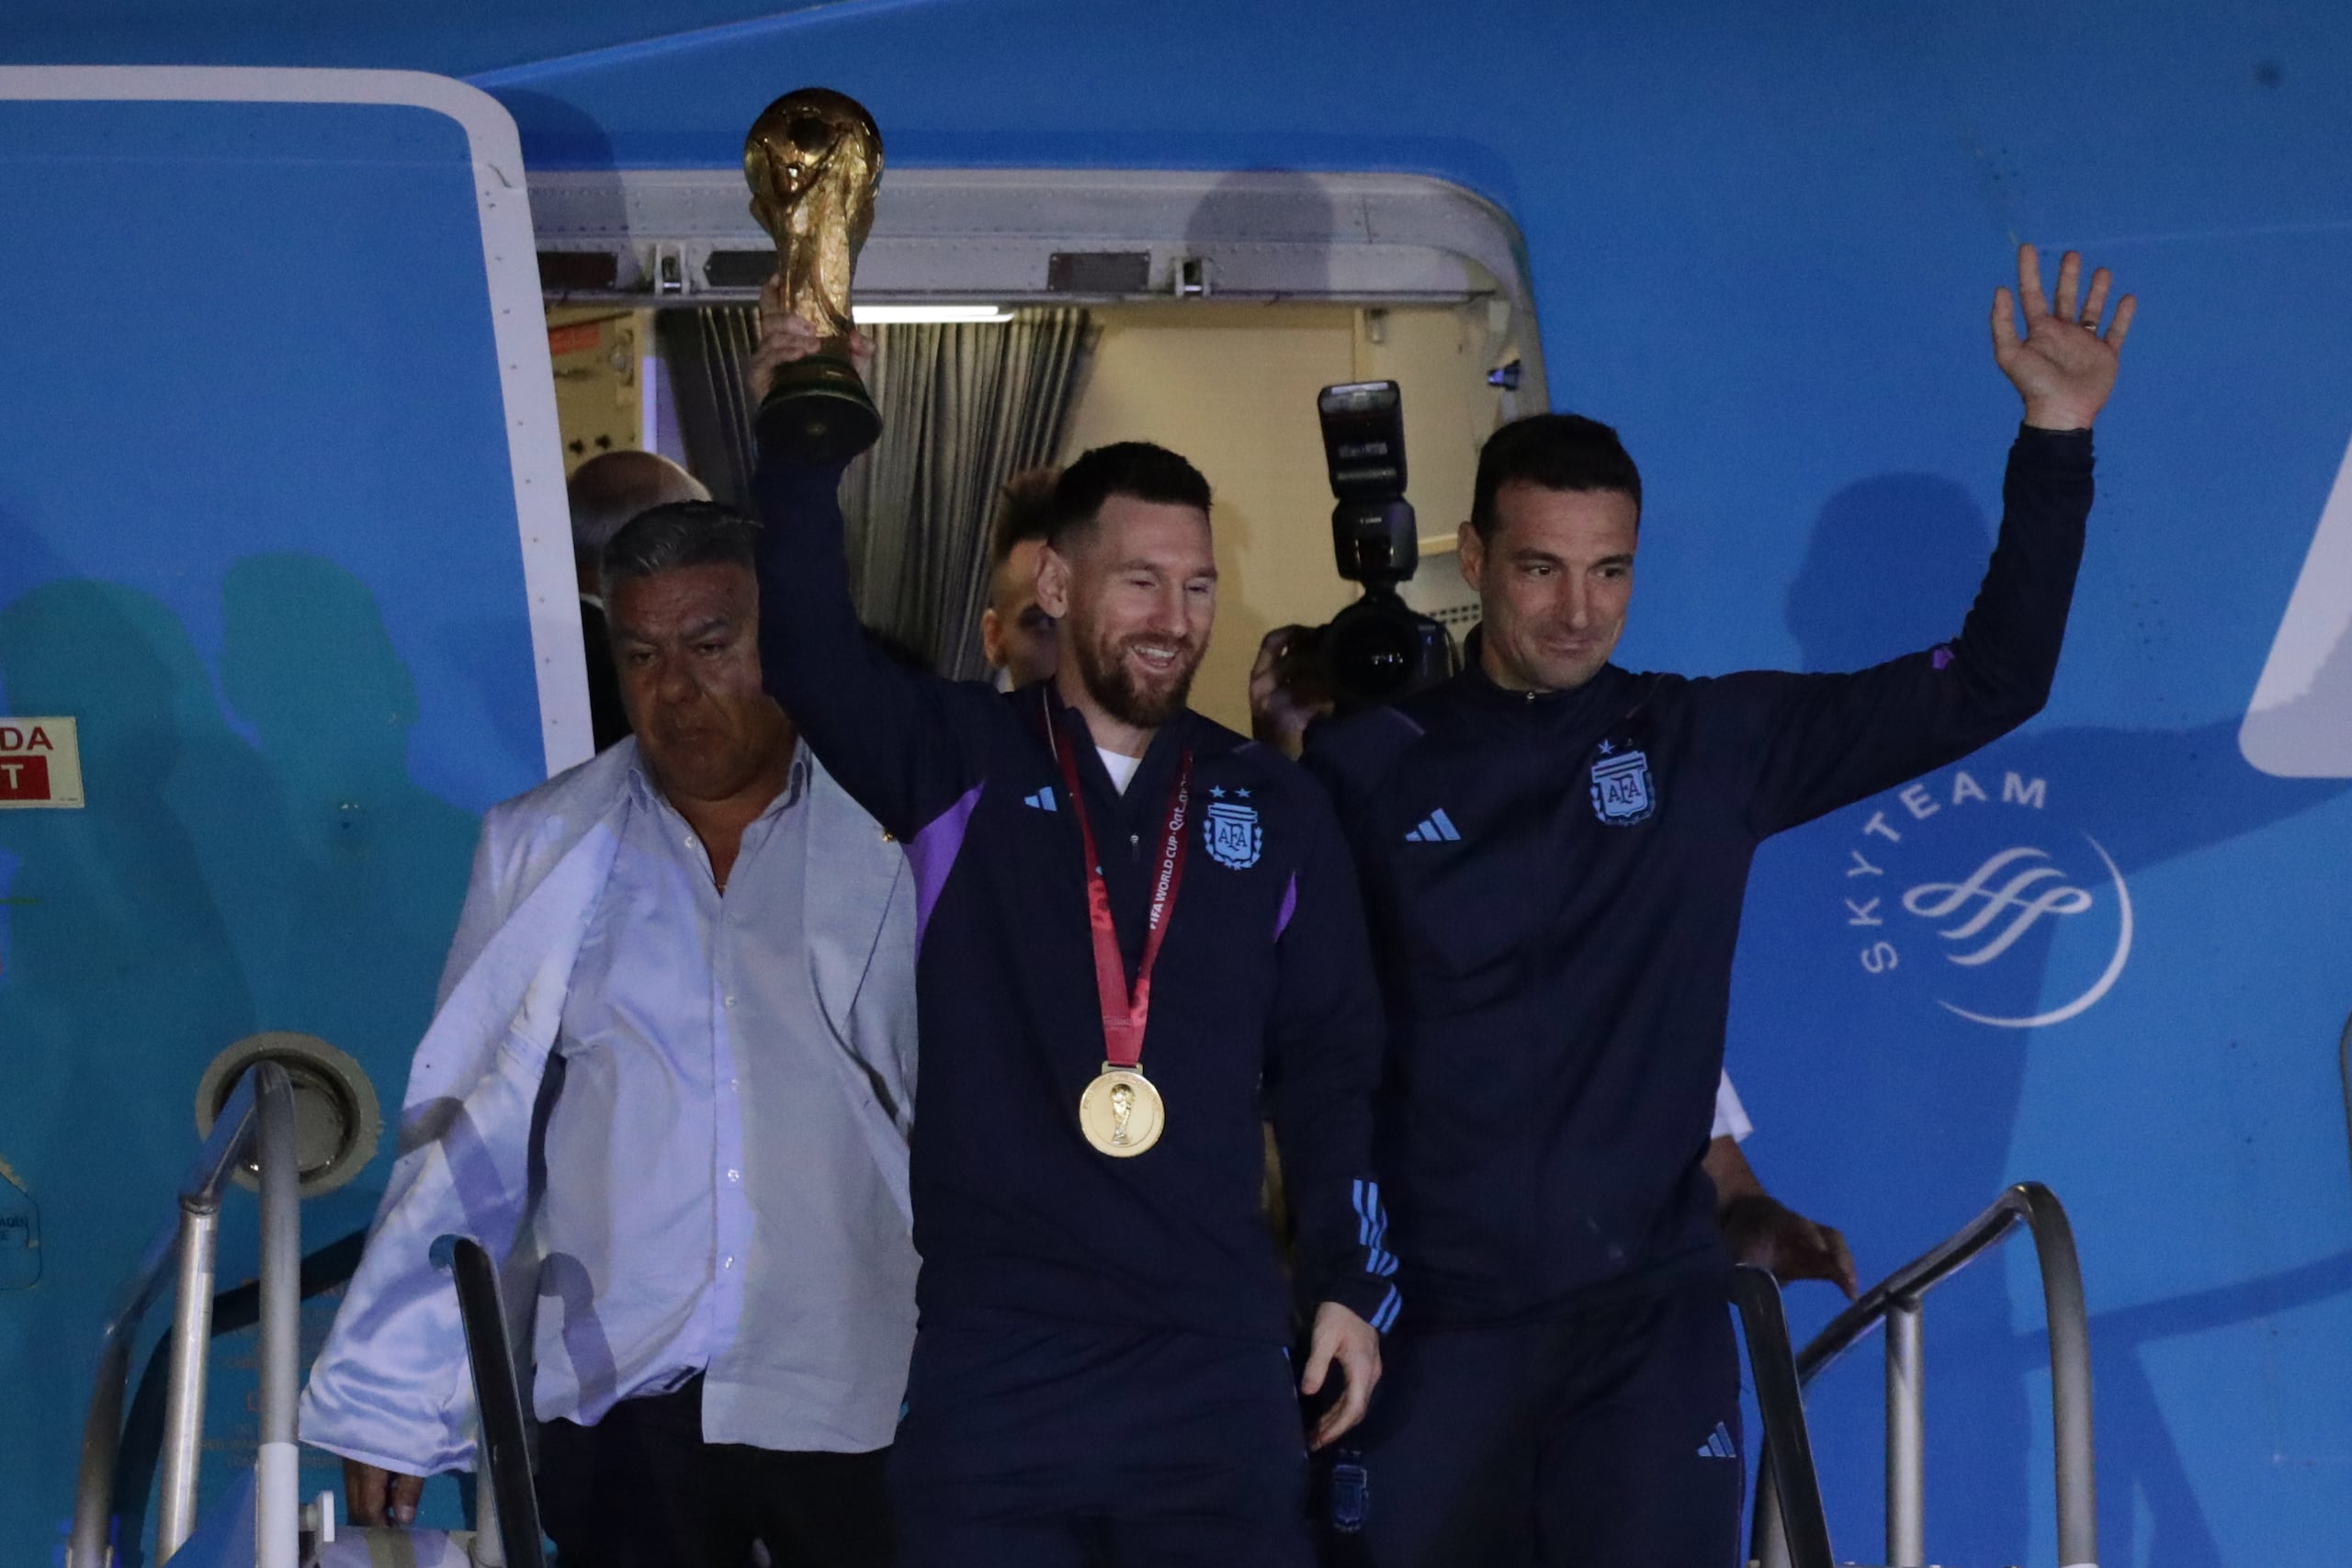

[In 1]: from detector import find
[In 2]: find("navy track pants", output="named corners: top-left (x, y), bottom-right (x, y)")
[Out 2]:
top-left (1330, 1272), bottom-right (1744, 1568)
top-left (889, 1311), bottom-right (1315, 1568)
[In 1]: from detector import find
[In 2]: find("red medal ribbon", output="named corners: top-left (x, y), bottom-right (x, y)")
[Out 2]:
top-left (1047, 699), bottom-right (1192, 1068)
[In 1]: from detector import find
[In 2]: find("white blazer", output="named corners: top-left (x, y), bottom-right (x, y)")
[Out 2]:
top-left (298, 739), bottom-right (915, 1475)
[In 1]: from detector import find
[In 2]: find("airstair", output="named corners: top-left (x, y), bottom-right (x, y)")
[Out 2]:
top-left (65, 1063), bottom-right (543, 1568)
top-left (1748, 1183), bottom-right (2098, 1568)
top-left (67, 1077), bottom-right (2094, 1568)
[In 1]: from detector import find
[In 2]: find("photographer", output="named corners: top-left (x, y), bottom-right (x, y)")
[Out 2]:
top-left (1272, 381), bottom-right (1457, 721)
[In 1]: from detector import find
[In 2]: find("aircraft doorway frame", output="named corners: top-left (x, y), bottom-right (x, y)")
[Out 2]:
top-left (526, 166), bottom-right (1550, 411)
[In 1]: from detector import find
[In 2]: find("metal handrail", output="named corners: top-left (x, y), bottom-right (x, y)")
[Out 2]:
top-left (1727, 1266), bottom-right (1836, 1568)
top-left (254, 1063), bottom-right (302, 1568)
top-left (1752, 1181), bottom-right (2095, 1568)
top-left (69, 1062), bottom-right (303, 1568)
top-left (113, 1229), bottom-right (371, 1568)
top-left (443, 1235), bottom-right (547, 1568)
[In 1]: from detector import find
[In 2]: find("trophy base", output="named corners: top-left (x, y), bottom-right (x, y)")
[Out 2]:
top-left (757, 354), bottom-right (881, 467)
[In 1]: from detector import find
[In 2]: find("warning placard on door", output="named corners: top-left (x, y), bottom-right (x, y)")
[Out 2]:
top-left (0, 718), bottom-right (85, 808)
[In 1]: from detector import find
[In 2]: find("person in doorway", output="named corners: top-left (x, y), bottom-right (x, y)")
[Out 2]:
top-left (568, 449), bottom-right (710, 750)
top-left (980, 466), bottom-right (1063, 692)
top-left (301, 502), bottom-right (918, 1568)
top-left (747, 283), bottom-right (1395, 1568)
top-left (1283, 244), bottom-right (2132, 1566)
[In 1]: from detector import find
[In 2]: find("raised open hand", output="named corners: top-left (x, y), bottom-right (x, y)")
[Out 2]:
top-left (1992, 243), bottom-right (2136, 431)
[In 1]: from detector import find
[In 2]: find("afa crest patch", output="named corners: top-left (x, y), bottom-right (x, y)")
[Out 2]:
top-left (1204, 797), bottom-right (1263, 869)
top-left (1589, 746), bottom-right (1657, 825)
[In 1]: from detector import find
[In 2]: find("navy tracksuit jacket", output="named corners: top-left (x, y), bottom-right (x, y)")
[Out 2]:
top-left (751, 459), bottom-right (1398, 1348)
top-left (1305, 426), bottom-right (2094, 1328)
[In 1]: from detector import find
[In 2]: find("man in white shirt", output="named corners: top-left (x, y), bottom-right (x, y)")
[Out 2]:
top-left (301, 502), bottom-right (917, 1567)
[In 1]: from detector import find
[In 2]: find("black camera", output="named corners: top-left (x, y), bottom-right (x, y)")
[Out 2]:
top-left (1277, 381), bottom-right (1456, 715)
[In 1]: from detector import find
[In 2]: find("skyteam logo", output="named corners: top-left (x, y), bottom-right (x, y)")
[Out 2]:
top-left (1204, 788), bottom-right (1262, 870)
top-left (1589, 742), bottom-right (1656, 825)
top-left (1833, 765), bottom-right (2132, 1029)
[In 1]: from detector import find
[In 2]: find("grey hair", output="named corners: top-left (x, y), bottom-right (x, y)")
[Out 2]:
top-left (567, 450), bottom-right (711, 560)
top-left (599, 502), bottom-right (763, 599)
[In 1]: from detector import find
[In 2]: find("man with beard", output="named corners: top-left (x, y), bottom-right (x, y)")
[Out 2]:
top-left (747, 300), bottom-right (1394, 1568)
top-left (1295, 245), bottom-right (2132, 1566)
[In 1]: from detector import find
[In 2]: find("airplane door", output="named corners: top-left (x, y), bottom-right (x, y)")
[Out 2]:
top-left (0, 68), bottom-right (580, 1559)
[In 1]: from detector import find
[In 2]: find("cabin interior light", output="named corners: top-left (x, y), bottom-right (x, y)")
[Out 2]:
top-left (851, 304), bottom-right (1015, 323)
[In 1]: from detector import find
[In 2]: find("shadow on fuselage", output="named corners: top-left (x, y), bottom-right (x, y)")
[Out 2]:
top-left (0, 535), bottom-right (479, 1552)
top-left (1736, 471), bottom-right (2346, 1568)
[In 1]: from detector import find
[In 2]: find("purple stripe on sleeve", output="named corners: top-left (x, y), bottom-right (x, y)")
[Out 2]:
top-left (1273, 872), bottom-right (1298, 941)
top-left (907, 783), bottom-right (984, 948)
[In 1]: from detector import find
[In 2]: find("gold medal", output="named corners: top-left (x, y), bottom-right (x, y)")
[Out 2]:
top-left (1079, 1065), bottom-right (1165, 1157)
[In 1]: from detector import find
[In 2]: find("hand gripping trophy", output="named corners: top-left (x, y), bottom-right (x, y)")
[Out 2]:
top-left (743, 87), bottom-right (884, 464)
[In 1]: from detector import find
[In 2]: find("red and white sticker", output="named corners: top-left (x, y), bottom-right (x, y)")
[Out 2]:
top-left (0, 718), bottom-right (84, 809)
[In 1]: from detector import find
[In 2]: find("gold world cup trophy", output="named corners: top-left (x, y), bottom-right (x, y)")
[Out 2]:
top-left (743, 87), bottom-right (884, 464)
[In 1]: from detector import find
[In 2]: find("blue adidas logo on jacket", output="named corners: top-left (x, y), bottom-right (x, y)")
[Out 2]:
top-left (1402, 807), bottom-right (1462, 842)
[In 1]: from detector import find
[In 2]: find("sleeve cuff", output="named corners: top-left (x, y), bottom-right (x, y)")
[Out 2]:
top-left (1316, 1271), bottom-right (1403, 1335)
top-left (752, 454), bottom-right (853, 497)
top-left (2014, 423), bottom-right (2095, 468)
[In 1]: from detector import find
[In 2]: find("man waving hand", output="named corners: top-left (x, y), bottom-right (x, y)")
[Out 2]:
top-left (1298, 245), bottom-right (2132, 1567)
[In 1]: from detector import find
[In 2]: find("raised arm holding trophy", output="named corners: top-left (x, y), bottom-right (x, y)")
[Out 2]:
top-left (742, 81), bottom-right (1398, 1565)
top-left (744, 87), bottom-right (884, 465)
